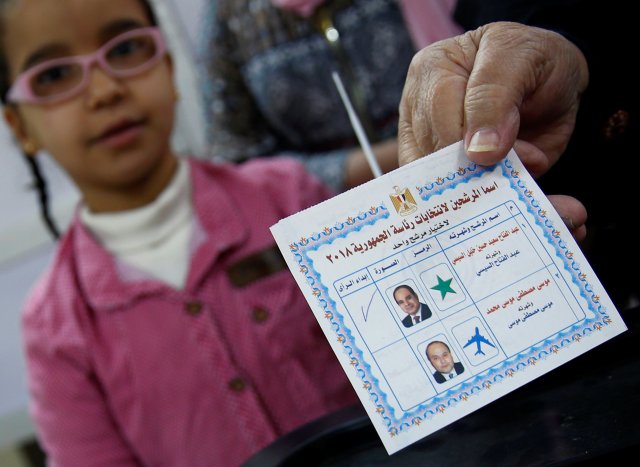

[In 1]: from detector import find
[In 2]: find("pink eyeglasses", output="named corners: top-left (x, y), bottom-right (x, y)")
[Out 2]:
top-left (6, 27), bottom-right (166, 104)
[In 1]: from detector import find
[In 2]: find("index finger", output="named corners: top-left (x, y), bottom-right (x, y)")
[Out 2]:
top-left (398, 38), bottom-right (474, 166)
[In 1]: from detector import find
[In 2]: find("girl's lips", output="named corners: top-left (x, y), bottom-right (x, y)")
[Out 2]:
top-left (92, 119), bottom-right (145, 149)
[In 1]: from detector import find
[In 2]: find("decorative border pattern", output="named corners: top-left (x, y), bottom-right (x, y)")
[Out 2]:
top-left (288, 159), bottom-right (611, 437)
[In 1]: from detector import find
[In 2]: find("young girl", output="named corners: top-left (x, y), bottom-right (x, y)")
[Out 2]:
top-left (1, 0), bottom-right (355, 465)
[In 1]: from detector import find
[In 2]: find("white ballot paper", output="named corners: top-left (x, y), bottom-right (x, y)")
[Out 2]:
top-left (270, 141), bottom-right (627, 454)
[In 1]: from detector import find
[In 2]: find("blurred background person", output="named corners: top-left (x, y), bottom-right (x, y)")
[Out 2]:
top-left (199, 0), bottom-right (460, 191)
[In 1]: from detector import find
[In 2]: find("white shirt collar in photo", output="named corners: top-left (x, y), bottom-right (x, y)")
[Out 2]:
top-left (440, 366), bottom-right (459, 380)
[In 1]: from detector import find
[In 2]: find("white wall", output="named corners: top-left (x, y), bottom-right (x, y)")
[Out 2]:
top-left (0, 0), bottom-right (208, 448)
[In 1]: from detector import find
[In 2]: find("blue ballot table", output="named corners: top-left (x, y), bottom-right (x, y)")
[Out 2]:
top-left (244, 306), bottom-right (640, 466)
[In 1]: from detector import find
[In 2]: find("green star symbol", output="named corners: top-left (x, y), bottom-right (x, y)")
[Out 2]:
top-left (431, 275), bottom-right (456, 300)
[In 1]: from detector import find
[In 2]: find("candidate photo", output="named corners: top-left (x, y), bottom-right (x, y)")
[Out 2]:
top-left (426, 340), bottom-right (465, 384)
top-left (393, 284), bottom-right (432, 328)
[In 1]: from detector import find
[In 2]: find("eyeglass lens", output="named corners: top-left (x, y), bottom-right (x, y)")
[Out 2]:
top-left (29, 32), bottom-right (158, 99)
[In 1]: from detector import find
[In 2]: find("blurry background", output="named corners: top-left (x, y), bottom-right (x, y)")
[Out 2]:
top-left (0, 0), bottom-right (207, 464)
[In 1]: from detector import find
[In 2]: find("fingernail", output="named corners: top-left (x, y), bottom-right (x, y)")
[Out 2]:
top-left (560, 215), bottom-right (575, 230)
top-left (468, 129), bottom-right (500, 153)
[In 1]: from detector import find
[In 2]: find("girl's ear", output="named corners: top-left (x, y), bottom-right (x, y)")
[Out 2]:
top-left (3, 106), bottom-right (39, 156)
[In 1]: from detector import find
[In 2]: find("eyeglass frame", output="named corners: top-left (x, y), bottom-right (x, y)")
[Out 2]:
top-left (6, 26), bottom-right (167, 105)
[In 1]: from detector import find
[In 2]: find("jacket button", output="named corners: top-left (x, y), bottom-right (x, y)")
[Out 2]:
top-left (185, 301), bottom-right (203, 316)
top-left (603, 109), bottom-right (630, 141)
top-left (252, 306), bottom-right (269, 323)
top-left (228, 377), bottom-right (247, 392)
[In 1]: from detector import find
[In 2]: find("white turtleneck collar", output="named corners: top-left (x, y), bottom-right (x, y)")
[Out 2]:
top-left (81, 158), bottom-right (193, 289)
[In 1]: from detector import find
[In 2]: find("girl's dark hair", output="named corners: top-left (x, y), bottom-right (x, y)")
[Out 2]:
top-left (22, 151), bottom-right (61, 239)
top-left (0, 0), bottom-right (158, 240)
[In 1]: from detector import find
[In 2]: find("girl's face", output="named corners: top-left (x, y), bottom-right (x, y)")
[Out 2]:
top-left (3, 0), bottom-right (177, 212)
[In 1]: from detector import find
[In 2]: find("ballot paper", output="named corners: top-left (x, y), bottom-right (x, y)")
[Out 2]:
top-left (270, 141), bottom-right (626, 454)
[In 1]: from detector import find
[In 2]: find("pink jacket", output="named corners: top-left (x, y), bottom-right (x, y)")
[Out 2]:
top-left (22, 158), bottom-right (356, 467)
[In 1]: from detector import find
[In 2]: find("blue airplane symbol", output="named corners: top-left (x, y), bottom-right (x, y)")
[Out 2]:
top-left (463, 327), bottom-right (496, 356)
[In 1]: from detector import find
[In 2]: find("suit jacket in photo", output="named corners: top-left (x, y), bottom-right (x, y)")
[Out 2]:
top-left (401, 303), bottom-right (432, 328)
top-left (433, 361), bottom-right (465, 384)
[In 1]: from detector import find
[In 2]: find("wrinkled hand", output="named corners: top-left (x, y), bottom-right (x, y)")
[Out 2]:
top-left (397, 22), bottom-right (589, 238)
top-left (548, 195), bottom-right (587, 241)
top-left (398, 21), bottom-right (588, 177)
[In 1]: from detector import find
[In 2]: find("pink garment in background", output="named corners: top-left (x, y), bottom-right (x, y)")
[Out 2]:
top-left (272, 0), bottom-right (462, 48)
top-left (271, 0), bottom-right (325, 17)
top-left (399, 0), bottom-right (463, 49)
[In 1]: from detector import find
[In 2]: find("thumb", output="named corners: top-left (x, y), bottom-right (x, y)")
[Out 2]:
top-left (463, 23), bottom-right (543, 165)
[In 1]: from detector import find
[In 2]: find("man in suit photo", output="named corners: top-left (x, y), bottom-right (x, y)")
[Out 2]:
top-left (393, 284), bottom-right (432, 328)
top-left (426, 341), bottom-right (465, 384)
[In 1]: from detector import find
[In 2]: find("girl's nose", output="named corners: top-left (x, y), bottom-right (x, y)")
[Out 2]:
top-left (86, 66), bottom-right (125, 109)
